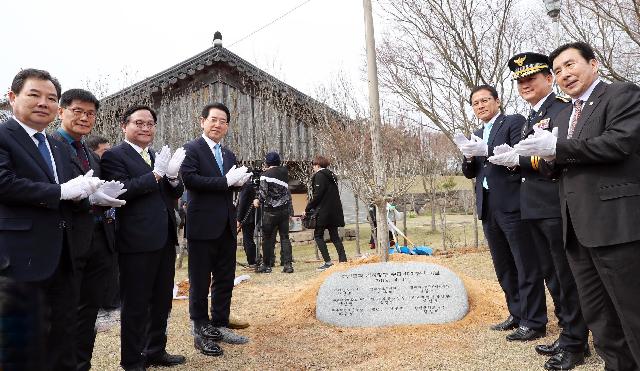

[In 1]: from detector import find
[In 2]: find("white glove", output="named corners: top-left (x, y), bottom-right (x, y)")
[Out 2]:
top-left (97, 180), bottom-right (127, 198)
top-left (514, 126), bottom-right (557, 159)
top-left (166, 147), bottom-right (186, 178)
top-left (89, 181), bottom-right (127, 207)
top-left (487, 144), bottom-right (519, 167)
top-left (81, 170), bottom-right (105, 193)
top-left (453, 133), bottom-right (471, 147)
top-left (152, 145), bottom-right (171, 177)
top-left (233, 170), bottom-right (251, 187)
top-left (225, 165), bottom-right (242, 186)
top-left (459, 134), bottom-right (488, 157)
top-left (60, 172), bottom-right (104, 201)
top-left (89, 190), bottom-right (126, 207)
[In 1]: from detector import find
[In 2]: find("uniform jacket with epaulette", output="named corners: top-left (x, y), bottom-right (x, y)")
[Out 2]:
top-left (518, 93), bottom-right (570, 219)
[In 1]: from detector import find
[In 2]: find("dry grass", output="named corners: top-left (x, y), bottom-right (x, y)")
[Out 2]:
top-left (91, 242), bottom-right (603, 370)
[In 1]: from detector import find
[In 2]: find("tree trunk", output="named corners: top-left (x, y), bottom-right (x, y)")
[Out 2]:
top-left (471, 179), bottom-right (479, 248)
top-left (402, 203), bottom-right (407, 247)
top-left (355, 195), bottom-right (361, 256)
top-left (430, 175), bottom-right (437, 232)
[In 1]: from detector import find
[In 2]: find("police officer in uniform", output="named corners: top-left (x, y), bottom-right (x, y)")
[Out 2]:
top-left (488, 52), bottom-right (589, 370)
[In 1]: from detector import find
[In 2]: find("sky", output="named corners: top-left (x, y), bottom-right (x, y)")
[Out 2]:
top-left (2, 0), bottom-right (379, 100)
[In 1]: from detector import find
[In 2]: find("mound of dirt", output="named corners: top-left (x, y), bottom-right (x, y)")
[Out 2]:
top-left (278, 253), bottom-right (507, 330)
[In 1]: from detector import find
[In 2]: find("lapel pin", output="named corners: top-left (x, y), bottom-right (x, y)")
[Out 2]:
top-left (589, 101), bottom-right (593, 105)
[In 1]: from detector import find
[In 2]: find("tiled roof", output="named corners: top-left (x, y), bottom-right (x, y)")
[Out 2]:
top-left (102, 45), bottom-right (319, 107)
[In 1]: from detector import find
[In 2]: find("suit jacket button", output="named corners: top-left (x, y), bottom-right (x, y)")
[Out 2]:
top-left (562, 168), bottom-right (568, 173)
top-left (58, 221), bottom-right (66, 229)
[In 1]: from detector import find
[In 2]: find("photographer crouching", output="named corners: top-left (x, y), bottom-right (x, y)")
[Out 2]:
top-left (253, 152), bottom-right (294, 274)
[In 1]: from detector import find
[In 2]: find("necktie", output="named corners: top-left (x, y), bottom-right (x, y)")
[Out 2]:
top-left (481, 122), bottom-right (493, 190)
top-left (522, 109), bottom-right (536, 139)
top-left (72, 141), bottom-right (90, 172)
top-left (34, 133), bottom-right (54, 175)
top-left (567, 99), bottom-right (583, 139)
top-left (140, 148), bottom-right (151, 166)
top-left (214, 143), bottom-right (224, 174)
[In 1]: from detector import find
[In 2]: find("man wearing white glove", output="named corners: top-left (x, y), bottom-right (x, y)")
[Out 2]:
top-left (462, 85), bottom-right (547, 343)
top-left (180, 102), bottom-right (250, 356)
top-left (101, 105), bottom-right (185, 369)
top-left (503, 52), bottom-right (588, 370)
top-left (51, 88), bottom-right (130, 370)
top-left (521, 42), bottom-right (640, 370)
top-left (0, 69), bottom-right (84, 370)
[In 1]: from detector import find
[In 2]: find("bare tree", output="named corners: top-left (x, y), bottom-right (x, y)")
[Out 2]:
top-left (376, 0), bottom-right (546, 247)
top-left (562, 0), bottom-right (640, 83)
top-left (313, 76), bottom-right (423, 257)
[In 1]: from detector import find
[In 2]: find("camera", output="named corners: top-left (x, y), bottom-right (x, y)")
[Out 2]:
top-left (247, 167), bottom-right (262, 189)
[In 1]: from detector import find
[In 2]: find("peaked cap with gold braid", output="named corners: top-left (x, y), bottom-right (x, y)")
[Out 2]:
top-left (508, 52), bottom-right (551, 80)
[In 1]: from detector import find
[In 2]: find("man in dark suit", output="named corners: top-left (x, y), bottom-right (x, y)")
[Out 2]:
top-left (0, 69), bottom-right (103, 371)
top-left (515, 41), bottom-right (640, 371)
top-left (50, 89), bottom-right (125, 371)
top-left (456, 85), bottom-right (547, 342)
top-left (489, 53), bottom-right (589, 370)
top-left (101, 105), bottom-right (186, 370)
top-left (181, 102), bottom-right (251, 357)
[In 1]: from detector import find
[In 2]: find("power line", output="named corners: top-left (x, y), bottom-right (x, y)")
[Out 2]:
top-left (229, 0), bottom-right (313, 47)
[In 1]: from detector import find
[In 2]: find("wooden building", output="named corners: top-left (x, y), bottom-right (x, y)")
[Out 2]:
top-left (97, 33), bottom-right (337, 165)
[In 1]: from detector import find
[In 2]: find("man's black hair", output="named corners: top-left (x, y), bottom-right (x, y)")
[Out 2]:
top-left (549, 42), bottom-right (597, 67)
top-left (85, 135), bottom-right (109, 151)
top-left (201, 102), bottom-right (230, 123)
top-left (11, 68), bottom-right (62, 98)
top-left (120, 105), bottom-right (157, 124)
top-left (469, 84), bottom-right (499, 104)
top-left (59, 89), bottom-right (100, 110)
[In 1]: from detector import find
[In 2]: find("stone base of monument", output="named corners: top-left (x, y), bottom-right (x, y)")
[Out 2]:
top-left (316, 262), bottom-right (469, 327)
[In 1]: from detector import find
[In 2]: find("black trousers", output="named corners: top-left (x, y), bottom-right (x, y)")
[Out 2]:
top-left (315, 226), bottom-right (347, 263)
top-left (4, 240), bottom-right (77, 371)
top-left (482, 193), bottom-right (547, 330)
top-left (527, 217), bottom-right (588, 352)
top-left (188, 224), bottom-right (236, 328)
top-left (565, 212), bottom-right (640, 370)
top-left (119, 241), bottom-right (175, 368)
top-left (262, 208), bottom-right (292, 266)
top-left (242, 222), bottom-right (258, 265)
top-left (74, 225), bottom-right (114, 371)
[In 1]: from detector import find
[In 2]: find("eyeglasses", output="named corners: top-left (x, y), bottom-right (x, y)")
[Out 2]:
top-left (129, 120), bottom-right (157, 129)
top-left (207, 117), bottom-right (228, 125)
top-left (67, 107), bottom-right (96, 119)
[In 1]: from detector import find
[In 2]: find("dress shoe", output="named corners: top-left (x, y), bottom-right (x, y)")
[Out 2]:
top-left (490, 315), bottom-right (519, 331)
top-left (282, 264), bottom-right (294, 273)
top-left (194, 323), bottom-right (223, 341)
top-left (217, 326), bottom-right (249, 344)
top-left (506, 326), bottom-right (546, 341)
top-left (536, 339), bottom-right (591, 357)
top-left (544, 349), bottom-right (585, 370)
top-left (228, 314), bottom-right (250, 329)
top-left (256, 264), bottom-right (272, 273)
top-left (144, 351), bottom-right (186, 367)
top-left (536, 339), bottom-right (561, 356)
top-left (194, 336), bottom-right (223, 357)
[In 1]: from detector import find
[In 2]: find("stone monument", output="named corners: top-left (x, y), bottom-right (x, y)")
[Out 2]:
top-left (316, 262), bottom-right (468, 327)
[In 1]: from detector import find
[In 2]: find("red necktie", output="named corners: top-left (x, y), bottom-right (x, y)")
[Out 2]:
top-left (73, 141), bottom-right (90, 172)
top-left (567, 100), bottom-right (583, 139)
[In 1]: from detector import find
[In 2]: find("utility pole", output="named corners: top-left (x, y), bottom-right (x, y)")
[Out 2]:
top-left (362, 0), bottom-right (390, 261)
